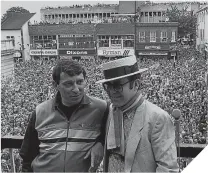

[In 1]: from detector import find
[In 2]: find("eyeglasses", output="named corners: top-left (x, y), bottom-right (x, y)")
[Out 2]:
top-left (102, 80), bottom-right (131, 92)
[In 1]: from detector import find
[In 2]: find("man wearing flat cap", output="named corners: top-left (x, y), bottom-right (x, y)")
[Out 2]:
top-left (96, 55), bottom-right (179, 172)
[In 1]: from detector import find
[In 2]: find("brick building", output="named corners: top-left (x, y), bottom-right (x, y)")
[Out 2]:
top-left (135, 22), bottom-right (178, 59)
top-left (96, 23), bottom-right (135, 58)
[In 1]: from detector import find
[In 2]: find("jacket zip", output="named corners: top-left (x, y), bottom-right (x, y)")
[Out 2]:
top-left (57, 106), bottom-right (81, 172)
top-left (63, 120), bottom-right (70, 172)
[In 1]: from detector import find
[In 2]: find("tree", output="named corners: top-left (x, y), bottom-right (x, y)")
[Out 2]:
top-left (1, 6), bottom-right (30, 22)
top-left (166, 4), bottom-right (197, 40)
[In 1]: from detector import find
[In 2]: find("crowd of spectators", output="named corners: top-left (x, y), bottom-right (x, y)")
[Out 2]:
top-left (1, 45), bottom-right (207, 171)
top-left (42, 3), bottom-right (118, 10)
top-left (29, 16), bottom-right (138, 26)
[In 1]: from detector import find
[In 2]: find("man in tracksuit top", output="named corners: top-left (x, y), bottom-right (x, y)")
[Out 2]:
top-left (20, 59), bottom-right (109, 172)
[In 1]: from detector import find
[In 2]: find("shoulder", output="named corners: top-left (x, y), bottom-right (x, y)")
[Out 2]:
top-left (36, 99), bottom-right (54, 113)
top-left (145, 100), bottom-right (173, 125)
top-left (88, 95), bottom-right (108, 110)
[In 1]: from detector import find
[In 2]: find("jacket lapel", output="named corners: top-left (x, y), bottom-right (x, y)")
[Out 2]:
top-left (103, 104), bottom-right (113, 172)
top-left (125, 100), bottom-right (146, 173)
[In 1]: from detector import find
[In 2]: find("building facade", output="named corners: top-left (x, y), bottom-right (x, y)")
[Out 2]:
top-left (40, 4), bottom-right (118, 24)
top-left (1, 12), bottom-right (36, 61)
top-left (135, 22), bottom-right (178, 59)
top-left (28, 21), bottom-right (178, 60)
top-left (196, 5), bottom-right (208, 53)
top-left (27, 2), bottom-right (186, 60)
top-left (96, 23), bottom-right (135, 58)
top-left (28, 24), bottom-right (96, 60)
top-left (1, 40), bottom-right (15, 78)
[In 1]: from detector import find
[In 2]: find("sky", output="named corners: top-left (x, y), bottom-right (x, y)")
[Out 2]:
top-left (1, 0), bottom-right (119, 21)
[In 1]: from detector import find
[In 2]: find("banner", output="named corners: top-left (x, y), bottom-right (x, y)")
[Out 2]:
top-left (59, 49), bottom-right (96, 55)
top-left (30, 49), bottom-right (58, 56)
top-left (98, 49), bottom-right (134, 56)
top-left (145, 46), bottom-right (161, 50)
top-left (138, 52), bottom-right (168, 56)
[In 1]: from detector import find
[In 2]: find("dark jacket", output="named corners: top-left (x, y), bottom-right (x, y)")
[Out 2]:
top-left (20, 93), bottom-right (109, 172)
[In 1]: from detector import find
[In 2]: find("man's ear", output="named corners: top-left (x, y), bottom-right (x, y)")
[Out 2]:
top-left (134, 79), bottom-right (140, 90)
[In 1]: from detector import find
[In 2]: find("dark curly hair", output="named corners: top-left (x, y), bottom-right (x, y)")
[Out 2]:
top-left (52, 59), bottom-right (86, 84)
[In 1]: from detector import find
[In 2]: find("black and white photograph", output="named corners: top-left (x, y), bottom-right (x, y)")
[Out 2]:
top-left (1, 0), bottom-right (208, 172)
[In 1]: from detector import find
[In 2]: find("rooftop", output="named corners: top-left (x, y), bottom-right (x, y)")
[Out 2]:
top-left (29, 23), bottom-right (96, 35)
top-left (1, 13), bottom-right (35, 30)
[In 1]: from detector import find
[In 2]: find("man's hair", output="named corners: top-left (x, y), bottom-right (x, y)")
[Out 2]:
top-left (52, 59), bottom-right (86, 84)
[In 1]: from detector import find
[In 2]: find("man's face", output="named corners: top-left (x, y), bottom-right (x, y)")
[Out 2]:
top-left (104, 77), bottom-right (137, 107)
top-left (57, 72), bottom-right (86, 106)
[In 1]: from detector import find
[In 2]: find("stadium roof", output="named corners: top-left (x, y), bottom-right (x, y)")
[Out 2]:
top-left (29, 24), bottom-right (96, 35)
top-left (1, 13), bottom-right (35, 30)
top-left (96, 23), bottom-right (134, 35)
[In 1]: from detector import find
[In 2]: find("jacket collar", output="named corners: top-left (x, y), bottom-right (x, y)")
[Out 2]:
top-left (52, 92), bottom-right (91, 110)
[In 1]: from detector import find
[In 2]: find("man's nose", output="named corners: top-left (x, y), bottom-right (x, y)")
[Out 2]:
top-left (72, 84), bottom-right (79, 92)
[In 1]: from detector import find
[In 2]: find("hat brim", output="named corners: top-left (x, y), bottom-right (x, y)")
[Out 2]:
top-left (96, 68), bottom-right (148, 84)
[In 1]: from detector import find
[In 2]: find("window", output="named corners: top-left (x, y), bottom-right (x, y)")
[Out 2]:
top-left (158, 12), bottom-right (161, 16)
top-left (98, 35), bottom-right (110, 47)
top-left (139, 32), bottom-right (145, 42)
top-left (150, 31), bottom-right (156, 42)
top-left (171, 31), bottom-right (176, 42)
top-left (6, 36), bottom-right (10, 39)
top-left (111, 40), bottom-right (121, 45)
top-left (161, 31), bottom-right (167, 42)
top-left (34, 36), bottom-right (38, 40)
top-left (110, 35), bottom-right (122, 48)
top-left (123, 35), bottom-right (134, 48)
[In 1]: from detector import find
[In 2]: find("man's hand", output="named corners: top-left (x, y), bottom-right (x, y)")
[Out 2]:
top-left (84, 142), bottom-right (104, 171)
